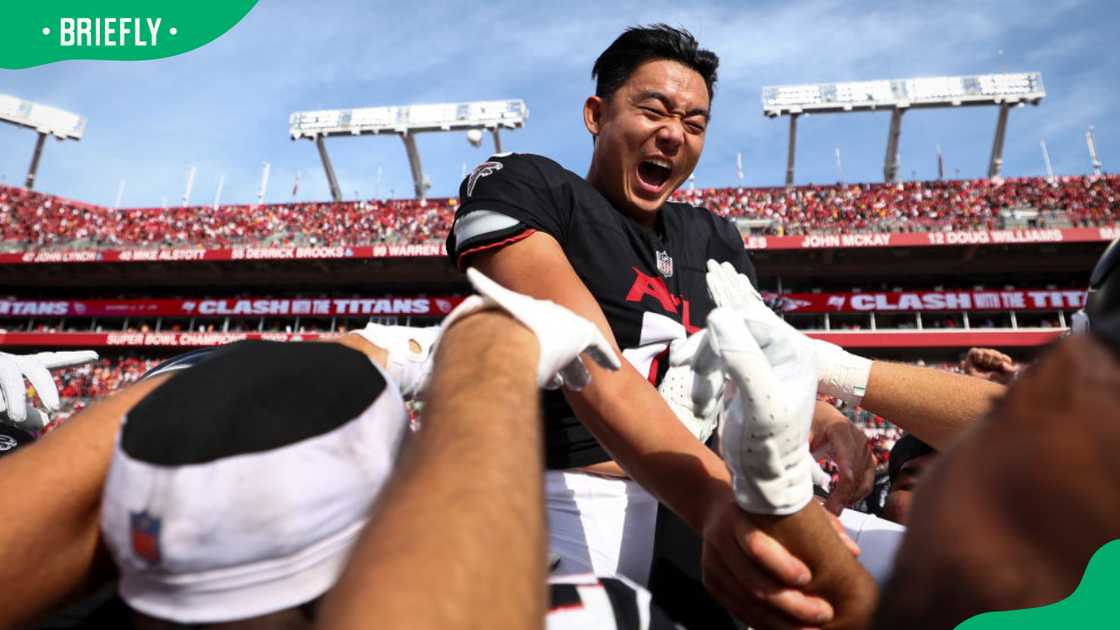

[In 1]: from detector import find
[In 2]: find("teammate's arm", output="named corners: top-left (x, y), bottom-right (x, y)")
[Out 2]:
top-left (0, 374), bottom-right (171, 629)
top-left (858, 361), bottom-right (1005, 450)
top-left (321, 310), bottom-right (546, 630)
top-left (707, 260), bottom-right (1005, 450)
top-left (472, 232), bottom-right (837, 626)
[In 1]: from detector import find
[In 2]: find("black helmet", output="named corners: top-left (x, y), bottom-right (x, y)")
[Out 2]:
top-left (141, 347), bottom-right (217, 380)
top-left (1072, 238), bottom-right (1120, 333)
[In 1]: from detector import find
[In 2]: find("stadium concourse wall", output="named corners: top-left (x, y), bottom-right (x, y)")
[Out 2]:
top-left (3, 225), bottom-right (1118, 265)
top-left (0, 329), bottom-right (1064, 350)
top-left (2, 226), bottom-right (1110, 352)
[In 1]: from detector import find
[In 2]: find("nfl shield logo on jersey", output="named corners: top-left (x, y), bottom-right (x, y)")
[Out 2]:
top-left (656, 250), bottom-right (674, 278)
top-left (130, 511), bottom-right (162, 564)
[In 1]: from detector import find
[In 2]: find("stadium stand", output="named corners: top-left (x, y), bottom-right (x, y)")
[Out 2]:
top-left (4, 174), bottom-right (1118, 251)
top-left (43, 356), bottom-right (161, 426)
top-left (678, 174), bottom-right (1120, 235)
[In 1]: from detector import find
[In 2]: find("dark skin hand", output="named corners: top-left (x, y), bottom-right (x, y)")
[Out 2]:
top-left (876, 335), bottom-right (1120, 630)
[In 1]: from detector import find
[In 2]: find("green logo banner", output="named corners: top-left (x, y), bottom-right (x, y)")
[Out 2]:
top-left (0, 1), bottom-right (258, 69)
top-left (957, 539), bottom-right (1120, 629)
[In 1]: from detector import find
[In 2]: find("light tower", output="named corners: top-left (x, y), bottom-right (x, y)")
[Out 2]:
top-left (761, 73), bottom-right (1045, 185)
top-left (289, 99), bottom-right (528, 202)
top-left (0, 94), bottom-right (86, 190)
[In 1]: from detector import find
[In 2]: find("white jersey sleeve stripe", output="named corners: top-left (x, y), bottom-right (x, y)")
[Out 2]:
top-left (452, 209), bottom-right (521, 244)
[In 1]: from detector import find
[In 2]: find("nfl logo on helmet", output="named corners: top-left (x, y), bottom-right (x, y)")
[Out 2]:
top-left (130, 511), bottom-right (162, 564)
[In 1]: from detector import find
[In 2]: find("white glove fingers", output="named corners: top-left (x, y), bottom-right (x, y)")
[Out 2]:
top-left (705, 270), bottom-right (733, 308)
top-left (0, 362), bottom-right (28, 422)
top-left (690, 368), bottom-right (724, 416)
top-left (707, 310), bottom-right (783, 421)
top-left (35, 350), bottom-right (99, 370)
top-left (706, 308), bottom-right (763, 354)
top-left (687, 330), bottom-right (724, 378)
top-left (668, 330), bottom-right (706, 367)
top-left (704, 259), bottom-right (730, 305)
top-left (735, 310), bottom-right (780, 351)
top-left (19, 358), bottom-right (61, 411)
top-left (465, 267), bottom-right (524, 313)
top-left (721, 261), bottom-right (761, 302)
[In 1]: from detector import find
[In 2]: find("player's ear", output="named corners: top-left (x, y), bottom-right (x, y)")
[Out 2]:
top-left (583, 96), bottom-right (603, 138)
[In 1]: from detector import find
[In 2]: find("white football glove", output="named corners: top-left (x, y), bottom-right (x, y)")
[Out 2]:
top-left (0, 350), bottom-right (99, 428)
top-left (353, 323), bottom-right (440, 400)
top-left (704, 259), bottom-right (872, 408)
top-left (691, 307), bottom-right (817, 515)
top-left (663, 333), bottom-right (725, 443)
top-left (439, 268), bottom-right (621, 390)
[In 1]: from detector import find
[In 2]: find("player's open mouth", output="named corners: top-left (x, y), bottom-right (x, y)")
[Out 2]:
top-left (636, 159), bottom-right (672, 194)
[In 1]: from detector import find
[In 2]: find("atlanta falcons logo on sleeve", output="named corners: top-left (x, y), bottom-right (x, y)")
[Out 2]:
top-left (467, 161), bottom-right (503, 197)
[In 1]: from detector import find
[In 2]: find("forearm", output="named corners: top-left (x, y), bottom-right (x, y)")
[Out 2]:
top-left (565, 362), bottom-right (733, 533)
top-left (860, 361), bottom-right (1005, 450)
top-left (0, 375), bottom-right (169, 628)
top-left (472, 235), bottom-right (732, 532)
top-left (321, 311), bottom-right (546, 630)
top-left (335, 333), bottom-right (389, 369)
top-left (759, 503), bottom-right (879, 629)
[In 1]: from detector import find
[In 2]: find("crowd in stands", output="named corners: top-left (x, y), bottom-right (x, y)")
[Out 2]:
top-left (0, 186), bottom-right (455, 251)
top-left (676, 174), bottom-right (1120, 235)
top-left (46, 356), bottom-right (162, 426)
top-left (3, 174), bottom-right (1117, 251)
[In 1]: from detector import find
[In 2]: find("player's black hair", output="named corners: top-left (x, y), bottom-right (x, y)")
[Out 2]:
top-left (592, 24), bottom-right (719, 102)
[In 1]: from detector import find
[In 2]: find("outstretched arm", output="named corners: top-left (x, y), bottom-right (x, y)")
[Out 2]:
top-left (321, 311), bottom-right (547, 630)
top-left (0, 374), bottom-right (170, 629)
top-left (858, 360), bottom-right (1005, 450)
top-left (471, 233), bottom-right (838, 627)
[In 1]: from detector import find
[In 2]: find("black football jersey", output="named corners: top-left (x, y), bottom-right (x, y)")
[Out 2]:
top-left (448, 153), bottom-right (757, 469)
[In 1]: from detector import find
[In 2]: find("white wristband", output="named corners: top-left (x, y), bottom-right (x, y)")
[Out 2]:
top-left (812, 339), bottom-right (873, 407)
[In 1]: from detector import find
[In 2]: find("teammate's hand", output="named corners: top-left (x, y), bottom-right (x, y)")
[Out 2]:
top-left (692, 307), bottom-right (817, 515)
top-left (0, 351), bottom-right (98, 427)
top-left (659, 332), bottom-right (725, 442)
top-left (960, 347), bottom-right (1017, 384)
top-left (810, 404), bottom-right (876, 515)
top-left (701, 498), bottom-right (835, 627)
top-left (705, 259), bottom-right (873, 408)
top-left (443, 268), bottom-right (621, 390)
top-left (352, 324), bottom-right (440, 400)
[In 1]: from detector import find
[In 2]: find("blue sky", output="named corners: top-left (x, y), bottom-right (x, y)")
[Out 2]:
top-left (1, 0), bottom-right (1116, 207)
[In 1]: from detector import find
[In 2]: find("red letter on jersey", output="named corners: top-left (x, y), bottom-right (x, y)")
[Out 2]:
top-left (625, 268), bottom-right (678, 314)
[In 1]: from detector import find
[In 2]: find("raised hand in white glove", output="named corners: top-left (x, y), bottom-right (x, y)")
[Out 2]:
top-left (353, 323), bottom-right (440, 400)
top-left (691, 307), bottom-right (817, 515)
top-left (0, 351), bottom-right (99, 427)
top-left (662, 332), bottom-right (726, 442)
top-left (439, 268), bottom-right (621, 390)
top-left (704, 259), bottom-right (872, 408)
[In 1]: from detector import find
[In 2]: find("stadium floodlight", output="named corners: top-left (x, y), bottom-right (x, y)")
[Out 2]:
top-left (0, 94), bottom-right (86, 190)
top-left (289, 99), bottom-right (528, 202)
top-left (761, 73), bottom-right (1045, 184)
